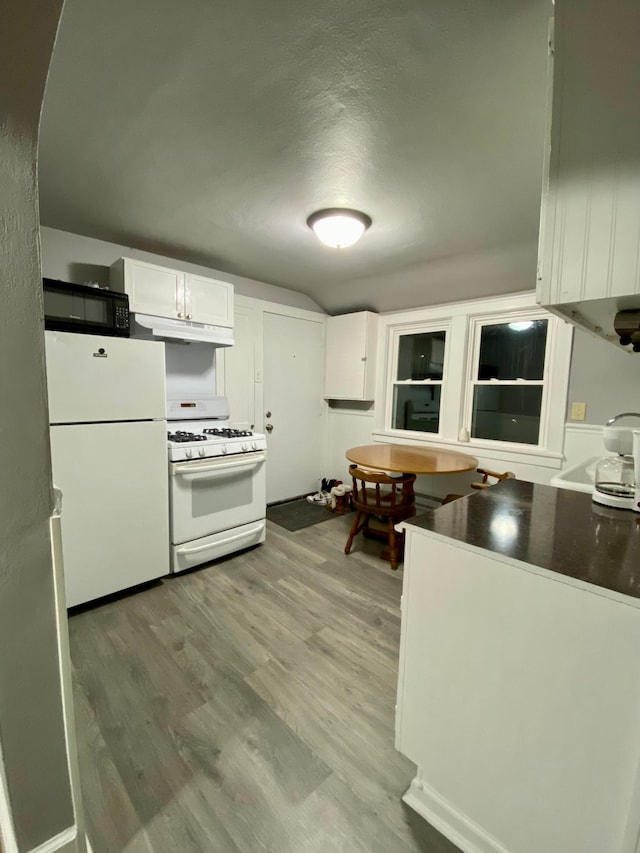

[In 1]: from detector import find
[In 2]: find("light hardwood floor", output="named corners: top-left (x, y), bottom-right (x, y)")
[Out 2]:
top-left (69, 514), bottom-right (459, 853)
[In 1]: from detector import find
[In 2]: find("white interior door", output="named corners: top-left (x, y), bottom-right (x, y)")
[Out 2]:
top-left (264, 312), bottom-right (325, 503)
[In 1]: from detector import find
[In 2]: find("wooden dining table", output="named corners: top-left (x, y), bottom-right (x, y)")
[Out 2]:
top-left (344, 443), bottom-right (478, 566)
top-left (345, 443), bottom-right (478, 477)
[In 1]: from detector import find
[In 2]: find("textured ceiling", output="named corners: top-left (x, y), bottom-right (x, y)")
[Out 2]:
top-left (39, 0), bottom-right (551, 313)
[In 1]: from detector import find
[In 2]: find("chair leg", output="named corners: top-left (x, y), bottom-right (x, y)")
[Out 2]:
top-left (345, 511), bottom-right (362, 554)
top-left (388, 518), bottom-right (399, 570)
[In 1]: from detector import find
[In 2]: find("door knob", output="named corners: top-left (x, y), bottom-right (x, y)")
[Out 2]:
top-left (266, 424), bottom-right (274, 433)
top-left (265, 411), bottom-right (272, 418)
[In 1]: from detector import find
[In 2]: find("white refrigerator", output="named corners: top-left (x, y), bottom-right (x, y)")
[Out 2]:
top-left (46, 331), bottom-right (169, 607)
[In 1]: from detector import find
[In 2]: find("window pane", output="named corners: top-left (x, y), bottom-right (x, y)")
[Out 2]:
top-left (477, 320), bottom-right (547, 380)
top-left (393, 385), bottom-right (441, 432)
top-left (471, 385), bottom-right (543, 444)
top-left (397, 331), bottom-right (446, 381)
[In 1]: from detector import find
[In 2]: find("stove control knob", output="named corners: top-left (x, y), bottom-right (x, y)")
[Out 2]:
top-left (241, 443), bottom-right (248, 452)
top-left (251, 441), bottom-right (258, 451)
top-left (198, 448), bottom-right (206, 457)
top-left (221, 445), bottom-right (228, 455)
top-left (185, 449), bottom-right (193, 459)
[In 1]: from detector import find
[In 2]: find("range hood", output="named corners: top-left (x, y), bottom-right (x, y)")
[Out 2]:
top-left (547, 296), bottom-right (640, 354)
top-left (133, 313), bottom-right (234, 346)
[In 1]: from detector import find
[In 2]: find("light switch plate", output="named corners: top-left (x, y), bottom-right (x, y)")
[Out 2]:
top-left (571, 402), bottom-right (586, 421)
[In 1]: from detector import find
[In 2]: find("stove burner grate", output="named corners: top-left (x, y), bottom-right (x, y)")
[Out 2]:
top-left (202, 428), bottom-right (253, 438)
top-left (167, 431), bottom-right (208, 443)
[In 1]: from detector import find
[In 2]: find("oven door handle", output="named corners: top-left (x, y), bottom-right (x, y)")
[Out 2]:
top-left (176, 524), bottom-right (264, 556)
top-left (172, 452), bottom-right (266, 477)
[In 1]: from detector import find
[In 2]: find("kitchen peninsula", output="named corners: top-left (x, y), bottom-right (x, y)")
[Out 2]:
top-left (396, 479), bottom-right (640, 853)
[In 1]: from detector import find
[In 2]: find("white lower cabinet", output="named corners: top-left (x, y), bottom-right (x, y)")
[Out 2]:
top-left (397, 526), bottom-right (640, 853)
top-left (110, 257), bottom-right (233, 327)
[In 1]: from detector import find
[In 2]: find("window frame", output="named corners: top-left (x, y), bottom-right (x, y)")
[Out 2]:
top-left (463, 309), bottom-right (554, 452)
top-left (385, 320), bottom-right (452, 440)
top-left (375, 293), bottom-right (573, 468)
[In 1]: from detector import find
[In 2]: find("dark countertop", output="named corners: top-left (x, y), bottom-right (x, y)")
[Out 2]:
top-left (406, 478), bottom-right (640, 600)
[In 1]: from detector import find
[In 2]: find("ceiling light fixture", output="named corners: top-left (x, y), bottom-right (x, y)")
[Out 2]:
top-left (508, 320), bottom-right (534, 332)
top-left (307, 208), bottom-right (372, 248)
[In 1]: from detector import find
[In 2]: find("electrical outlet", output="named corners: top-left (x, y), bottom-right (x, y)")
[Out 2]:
top-left (571, 402), bottom-right (586, 421)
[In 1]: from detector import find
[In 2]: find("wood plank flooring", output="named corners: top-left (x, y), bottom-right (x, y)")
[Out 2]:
top-left (69, 514), bottom-right (459, 853)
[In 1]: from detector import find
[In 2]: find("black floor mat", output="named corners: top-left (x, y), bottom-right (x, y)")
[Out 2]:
top-left (266, 498), bottom-right (350, 532)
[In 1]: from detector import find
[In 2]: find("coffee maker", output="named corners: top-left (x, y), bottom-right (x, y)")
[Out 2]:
top-left (592, 413), bottom-right (640, 511)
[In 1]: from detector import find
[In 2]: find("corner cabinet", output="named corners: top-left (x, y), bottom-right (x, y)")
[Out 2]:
top-left (537, 0), bottom-right (640, 347)
top-left (110, 258), bottom-right (234, 328)
top-left (324, 311), bottom-right (378, 401)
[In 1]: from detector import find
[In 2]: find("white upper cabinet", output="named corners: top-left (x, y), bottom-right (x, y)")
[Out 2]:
top-left (185, 273), bottom-right (234, 328)
top-left (112, 259), bottom-right (183, 319)
top-left (110, 258), bottom-right (233, 327)
top-left (324, 311), bottom-right (378, 400)
top-left (537, 0), bottom-right (640, 345)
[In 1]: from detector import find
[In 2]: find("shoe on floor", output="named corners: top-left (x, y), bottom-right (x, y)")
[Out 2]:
top-left (307, 492), bottom-right (329, 505)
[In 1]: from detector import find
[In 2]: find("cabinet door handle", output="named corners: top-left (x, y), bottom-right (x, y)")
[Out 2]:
top-left (186, 314), bottom-right (192, 320)
top-left (177, 311), bottom-right (183, 318)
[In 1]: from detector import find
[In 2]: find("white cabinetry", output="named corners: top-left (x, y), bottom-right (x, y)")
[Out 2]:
top-left (324, 311), bottom-right (378, 400)
top-left (110, 258), bottom-right (233, 327)
top-left (184, 273), bottom-right (234, 327)
top-left (397, 524), bottom-right (640, 853)
top-left (537, 0), bottom-right (640, 346)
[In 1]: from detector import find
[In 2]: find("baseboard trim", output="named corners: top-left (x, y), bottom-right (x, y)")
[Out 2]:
top-left (402, 777), bottom-right (511, 853)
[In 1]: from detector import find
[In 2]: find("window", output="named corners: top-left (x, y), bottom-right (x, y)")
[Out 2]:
top-left (469, 318), bottom-right (549, 446)
top-left (379, 294), bottom-right (573, 461)
top-left (390, 328), bottom-right (447, 434)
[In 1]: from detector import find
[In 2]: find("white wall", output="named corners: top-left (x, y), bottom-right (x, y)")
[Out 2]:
top-left (324, 308), bottom-right (640, 497)
top-left (567, 326), bottom-right (640, 425)
top-left (0, 1), bottom-right (81, 851)
top-left (40, 226), bottom-right (324, 312)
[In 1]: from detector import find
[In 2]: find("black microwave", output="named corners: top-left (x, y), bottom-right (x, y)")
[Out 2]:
top-left (42, 279), bottom-right (130, 337)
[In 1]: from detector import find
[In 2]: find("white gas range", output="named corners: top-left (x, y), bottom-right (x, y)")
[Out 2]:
top-left (167, 397), bottom-right (267, 573)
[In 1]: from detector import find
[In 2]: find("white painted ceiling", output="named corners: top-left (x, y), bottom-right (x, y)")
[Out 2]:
top-left (39, 0), bottom-right (551, 314)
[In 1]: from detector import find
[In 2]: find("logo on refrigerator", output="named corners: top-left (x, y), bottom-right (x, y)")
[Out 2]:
top-left (92, 348), bottom-right (108, 358)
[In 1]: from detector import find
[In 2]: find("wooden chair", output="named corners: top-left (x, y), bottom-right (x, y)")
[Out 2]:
top-left (344, 464), bottom-right (416, 570)
top-left (471, 468), bottom-right (516, 490)
top-left (442, 468), bottom-right (516, 505)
